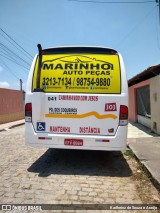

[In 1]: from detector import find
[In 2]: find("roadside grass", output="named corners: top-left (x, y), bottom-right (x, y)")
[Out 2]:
top-left (123, 147), bottom-right (160, 204)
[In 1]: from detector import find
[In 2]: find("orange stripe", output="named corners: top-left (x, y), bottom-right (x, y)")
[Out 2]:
top-left (45, 111), bottom-right (117, 120)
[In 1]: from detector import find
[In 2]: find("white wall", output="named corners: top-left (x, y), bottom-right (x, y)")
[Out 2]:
top-left (150, 75), bottom-right (160, 135)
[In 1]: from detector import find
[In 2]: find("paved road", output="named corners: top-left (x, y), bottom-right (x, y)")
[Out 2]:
top-left (0, 126), bottom-right (160, 212)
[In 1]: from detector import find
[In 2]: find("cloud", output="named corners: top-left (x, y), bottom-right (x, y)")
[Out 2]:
top-left (0, 82), bottom-right (10, 88)
top-left (0, 66), bottom-right (3, 72)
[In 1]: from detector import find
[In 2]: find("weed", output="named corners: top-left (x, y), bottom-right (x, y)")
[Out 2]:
top-left (123, 148), bottom-right (134, 158)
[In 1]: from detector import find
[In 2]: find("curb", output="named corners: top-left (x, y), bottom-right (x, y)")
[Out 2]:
top-left (128, 145), bottom-right (160, 193)
top-left (0, 122), bottom-right (25, 132)
top-left (9, 122), bottom-right (25, 129)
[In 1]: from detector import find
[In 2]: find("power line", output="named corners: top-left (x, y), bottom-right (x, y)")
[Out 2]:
top-left (0, 53), bottom-right (29, 71)
top-left (0, 58), bottom-right (20, 80)
top-left (68, 0), bottom-right (155, 4)
top-left (0, 54), bottom-right (28, 79)
top-left (0, 58), bottom-right (27, 90)
top-left (0, 50), bottom-right (30, 74)
top-left (0, 50), bottom-right (20, 63)
top-left (0, 42), bottom-right (30, 66)
top-left (117, 5), bottom-right (157, 47)
top-left (0, 28), bottom-right (33, 59)
top-left (0, 50), bottom-right (30, 73)
top-left (0, 31), bottom-right (32, 61)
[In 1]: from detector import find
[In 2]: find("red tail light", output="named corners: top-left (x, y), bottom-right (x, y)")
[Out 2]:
top-left (119, 105), bottom-right (128, 126)
top-left (25, 103), bottom-right (32, 122)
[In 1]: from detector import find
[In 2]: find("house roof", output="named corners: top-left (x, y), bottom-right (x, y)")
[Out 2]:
top-left (128, 64), bottom-right (160, 87)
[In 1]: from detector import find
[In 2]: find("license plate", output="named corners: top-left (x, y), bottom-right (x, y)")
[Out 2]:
top-left (64, 139), bottom-right (83, 146)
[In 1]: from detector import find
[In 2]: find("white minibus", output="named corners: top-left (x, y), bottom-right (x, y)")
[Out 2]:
top-left (25, 45), bottom-right (128, 151)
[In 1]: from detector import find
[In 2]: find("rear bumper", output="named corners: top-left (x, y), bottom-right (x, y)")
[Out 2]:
top-left (25, 123), bottom-right (128, 151)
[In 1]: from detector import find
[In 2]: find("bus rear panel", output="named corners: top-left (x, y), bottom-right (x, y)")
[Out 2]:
top-left (25, 46), bottom-right (128, 151)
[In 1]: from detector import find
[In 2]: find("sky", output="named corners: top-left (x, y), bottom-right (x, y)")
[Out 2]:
top-left (0, 0), bottom-right (160, 91)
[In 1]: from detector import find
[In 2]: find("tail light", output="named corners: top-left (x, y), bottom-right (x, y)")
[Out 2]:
top-left (119, 105), bottom-right (128, 126)
top-left (25, 103), bottom-right (32, 122)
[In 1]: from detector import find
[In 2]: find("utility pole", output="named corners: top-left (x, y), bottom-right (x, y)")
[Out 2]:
top-left (20, 79), bottom-right (23, 91)
top-left (156, 0), bottom-right (160, 24)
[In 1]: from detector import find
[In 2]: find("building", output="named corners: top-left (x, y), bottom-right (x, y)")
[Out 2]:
top-left (0, 88), bottom-right (24, 124)
top-left (128, 64), bottom-right (160, 135)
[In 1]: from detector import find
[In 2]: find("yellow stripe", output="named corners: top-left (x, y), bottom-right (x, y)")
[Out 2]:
top-left (45, 111), bottom-right (117, 120)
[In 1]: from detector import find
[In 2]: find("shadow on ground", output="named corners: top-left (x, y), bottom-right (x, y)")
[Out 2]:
top-left (28, 149), bottom-right (132, 177)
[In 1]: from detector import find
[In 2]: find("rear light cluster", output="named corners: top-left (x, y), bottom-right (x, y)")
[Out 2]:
top-left (25, 103), bottom-right (32, 122)
top-left (119, 105), bottom-right (128, 126)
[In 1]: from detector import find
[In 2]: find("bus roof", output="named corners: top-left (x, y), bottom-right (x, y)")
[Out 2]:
top-left (42, 46), bottom-right (118, 55)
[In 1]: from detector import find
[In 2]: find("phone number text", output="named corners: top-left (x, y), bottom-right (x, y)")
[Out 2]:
top-left (42, 77), bottom-right (111, 87)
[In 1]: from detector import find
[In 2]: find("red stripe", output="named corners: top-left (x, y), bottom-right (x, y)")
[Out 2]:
top-left (102, 140), bottom-right (110, 142)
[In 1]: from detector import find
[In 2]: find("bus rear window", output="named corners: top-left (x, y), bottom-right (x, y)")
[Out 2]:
top-left (32, 53), bottom-right (121, 94)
